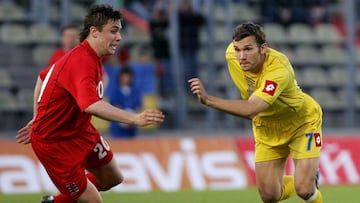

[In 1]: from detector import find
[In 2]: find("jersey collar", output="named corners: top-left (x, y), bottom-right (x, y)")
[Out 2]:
top-left (80, 40), bottom-right (101, 62)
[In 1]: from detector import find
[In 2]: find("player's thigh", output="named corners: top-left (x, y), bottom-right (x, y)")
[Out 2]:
top-left (255, 158), bottom-right (287, 198)
top-left (293, 157), bottom-right (319, 192)
top-left (77, 179), bottom-right (102, 203)
top-left (87, 157), bottom-right (124, 187)
top-left (289, 107), bottom-right (322, 160)
top-left (86, 136), bottom-right (123, 187)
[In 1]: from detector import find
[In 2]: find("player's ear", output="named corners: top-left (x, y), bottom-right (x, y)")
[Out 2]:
top-left (89, 26), bottom-right (98, 38)
top-left (260, 43), bottom-right (267, 54)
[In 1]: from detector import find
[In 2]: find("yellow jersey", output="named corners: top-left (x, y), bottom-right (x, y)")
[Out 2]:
top-left (225, 43), bottom-right (319, 120)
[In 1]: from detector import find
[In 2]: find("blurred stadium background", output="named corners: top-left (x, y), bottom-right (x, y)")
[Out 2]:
top-left (0, 0), bottom-right (358, 133)
top-left (0, 0), bottom-right (359, 201)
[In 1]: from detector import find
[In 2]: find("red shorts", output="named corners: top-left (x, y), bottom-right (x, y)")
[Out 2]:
top-left (31, 134), bottom-right (113, 199)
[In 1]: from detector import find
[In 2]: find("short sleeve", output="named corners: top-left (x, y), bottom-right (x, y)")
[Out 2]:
top-left (67, 58), bottom-right (102, 111)
top-left (39, 65), bottom-right (52, 81)
top-left (253, 67), bottom-right (290, 105)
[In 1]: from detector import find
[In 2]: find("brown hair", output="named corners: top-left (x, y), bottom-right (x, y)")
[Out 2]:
top-left (80, 4), bottom-right (122, 42)
top-left (232, 23), bottom-right (266, 46)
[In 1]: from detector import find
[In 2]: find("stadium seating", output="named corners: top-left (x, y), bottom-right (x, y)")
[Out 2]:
top-left (122, 25), bottom-right (150, 45)
top-left (309, 87), bottom-right (345, 110)
top-left (17, 89), bottom-right (34, 110)
top-left (300, 67), bottom-right (329, 87)
top-left (0, 24), bottom-right (29, 44)
top-left (213, 5), bottom-right (226, 22)
top-left (320, 45), bottom-right (347, 65)
top-left (276, 45), bottom-right (295, 61)
top-left (263, 23), bottom-right (287, 44)
top-left (70, 3), bottom-right (87, 22)
top-left (0, 91), bottom-right (19, 111)
top-left (338, 88), bottom-right (360, 109)
top-left (29, 23), bottom-right (58, 44)
top-left (231, 3), bottom-right (259, 22)
top-left (293, 45), bottom-right (321, 64)
top-left (0, 69), bottom-right (13, 88)
top-left (216, 67), bottom-right (231, 88)
top-left (48, 5), bottom-right (60, 22)
top-left (328, 66), bottom-right (347, 86)
top-left (314, 23), bottom-right (342, 44)
top-left (0, 1), bottom-right (26, 21)
top-left (288, 23), bottom-right (316, 44)
top-left (214, 24), bottom-right (228, 44)
top-left (32, 45), bottom-right (56, 66)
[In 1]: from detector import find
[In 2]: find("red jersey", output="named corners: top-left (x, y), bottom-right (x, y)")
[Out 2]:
top-left (48, 48), bottom-right (66, 66)
top-left (32, 40), bottom-right (104, 142)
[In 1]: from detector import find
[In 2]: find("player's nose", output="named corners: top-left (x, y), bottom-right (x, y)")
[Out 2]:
top-left (116, 32), bottom-right (122, 41)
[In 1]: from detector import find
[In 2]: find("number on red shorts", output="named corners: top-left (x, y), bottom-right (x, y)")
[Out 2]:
top-left (93, 136), bottom-right (110, 159)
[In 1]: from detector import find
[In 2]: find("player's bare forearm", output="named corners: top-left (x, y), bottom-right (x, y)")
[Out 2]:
top-left (189, 78), bottom-right (269, 119)
top-left (85, 100), bottom-right (164, 126)
top-left (16, 76), bottom-right (43, 145)
top-left (33, 76), bottom-right (43, 118)
top-left (204, 96), bottom-right (259, 119)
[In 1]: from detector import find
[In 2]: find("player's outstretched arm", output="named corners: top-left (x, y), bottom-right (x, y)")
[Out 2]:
top-left (85, 100), bottom-right (164, 127)
top-left (188, 78), bottom-right (269, 119)
top-left (16, 76), bottom-right (43, 145)
top-left (32, 76), bottom-right (43, 117)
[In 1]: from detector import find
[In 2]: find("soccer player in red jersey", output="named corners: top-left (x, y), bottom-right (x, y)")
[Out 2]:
top-left (16, 4), bottom-right (164, 203)
top-left (48, 24), bottom-right (80, 66)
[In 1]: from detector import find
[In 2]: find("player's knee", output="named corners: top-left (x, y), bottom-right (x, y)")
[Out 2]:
top-left (111, 172), bottom-right (124, 186)
top-left (295, 184), bottom-right (315, 200)
top-left (101, 173), bottom-right (124, 190)
top-left (258, 190), bottom-right (279, 203)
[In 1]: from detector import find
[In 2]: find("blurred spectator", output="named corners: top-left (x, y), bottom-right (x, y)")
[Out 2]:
top-left (128, 0), bottom-right (153, 21)
top-left (132, 46), bottom-right (157, 96)
top-left (107, 67), bottom-right (143, 138)
top-left (330, 9), bottom-right (360, 47)
top-left (48, 24), bottom-right (79, 65)
top-left (178, 0), bottom-right (205, 86)
top-left (259, 0), bottom-right (333, 26)
top-left (103, 47), bottom-right (131, 96)
top-left (149, 6), bottom-right (173, 98)
top-left (94, 47), bottom-right (131, 133)
top-left (131, 46), bottom-right (159, 131)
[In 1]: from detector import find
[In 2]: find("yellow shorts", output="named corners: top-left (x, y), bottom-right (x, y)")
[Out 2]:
top-left (253, 102), bottom-right (323, 162)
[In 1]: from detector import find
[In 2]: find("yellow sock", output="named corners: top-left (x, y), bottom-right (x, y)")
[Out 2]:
top-left (279, 176), bottom-right (297, 201)
top-left (299, 189), bottom-right (323, 203)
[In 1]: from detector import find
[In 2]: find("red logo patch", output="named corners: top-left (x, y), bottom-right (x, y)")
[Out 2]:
top-left (262, 80), bottom-right (278, 96)
top-left (314, 133), bottom-right (322, 147)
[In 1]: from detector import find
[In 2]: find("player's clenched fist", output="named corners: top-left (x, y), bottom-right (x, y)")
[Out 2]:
top-left (188, 78), bottom-right (209, 105)
top-left (133, 109), bottom-right (165, 127)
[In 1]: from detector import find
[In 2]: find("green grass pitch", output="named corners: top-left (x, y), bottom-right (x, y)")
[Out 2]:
top-left (0, 185), bottom-right (359, 203)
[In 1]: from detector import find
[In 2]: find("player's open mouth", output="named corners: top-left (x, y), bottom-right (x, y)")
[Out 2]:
top-left (240, 62), bottom-right (250, 66)
top-left (110, 44), bottom-right (117, 50)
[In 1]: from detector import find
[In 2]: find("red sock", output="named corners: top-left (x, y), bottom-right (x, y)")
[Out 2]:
top-left (54, 194), bottom-right (77, 203)
top-left (86, 173), bottom-right (106, 191)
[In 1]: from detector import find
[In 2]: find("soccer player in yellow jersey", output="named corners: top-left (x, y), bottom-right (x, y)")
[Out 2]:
top-left (189, 23), bottom-right (323, 203)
